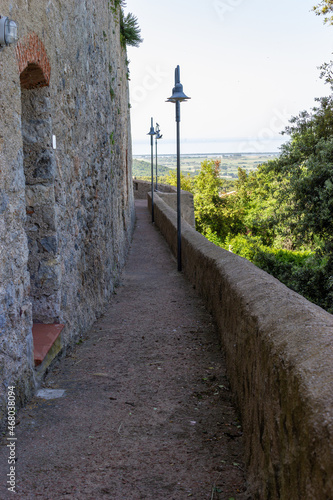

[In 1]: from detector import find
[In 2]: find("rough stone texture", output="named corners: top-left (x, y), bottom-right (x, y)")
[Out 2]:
top-left (0, 1), bottom-right (134, 429)
top-left (157, 191), bottom-right (196, 228)
top-left (22, 86), bottom-right (60, 323)
top-left (150, 193), bottom-right (333, 499)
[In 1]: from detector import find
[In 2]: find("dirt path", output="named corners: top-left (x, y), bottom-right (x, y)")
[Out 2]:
top-left (0, 200), bottom-right (249, 499)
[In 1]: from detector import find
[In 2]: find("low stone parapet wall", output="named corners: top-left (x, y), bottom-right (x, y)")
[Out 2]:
top-left (157, 192), bottom-right (195, 228)
top-left (149, 192), bottom-right (333, 499)
top-left (134, 179), bottom-right (195, 227)
top-left (133, 179), bottom-right (176, 199)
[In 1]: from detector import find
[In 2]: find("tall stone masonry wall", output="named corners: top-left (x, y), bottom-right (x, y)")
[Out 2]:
top-left (0, 0), bottom-right (135, 428)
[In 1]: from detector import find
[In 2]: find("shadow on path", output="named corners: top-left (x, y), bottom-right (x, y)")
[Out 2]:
top-left (0, 199), bottom-right (249, 499)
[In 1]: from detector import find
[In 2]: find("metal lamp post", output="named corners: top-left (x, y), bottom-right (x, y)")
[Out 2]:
top-left (166, 65), bottom-right (191, 272)
top-left (155, 123), bottom-right (163, 191)
top-left (147, 117), bottom-right (156, 222)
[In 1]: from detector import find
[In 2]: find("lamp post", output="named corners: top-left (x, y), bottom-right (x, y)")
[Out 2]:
top-left (0, 16), bottom-right (18, 48)
top-left (147, 117), bottom-right (156, 223)
top-left (155, 123), bottom-right (163, 191)
top-left (166, 65), bottom-right (191, 272)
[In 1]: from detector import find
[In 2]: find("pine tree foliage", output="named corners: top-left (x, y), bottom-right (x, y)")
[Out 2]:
top-left (120, 10), bottom-right (143, 48)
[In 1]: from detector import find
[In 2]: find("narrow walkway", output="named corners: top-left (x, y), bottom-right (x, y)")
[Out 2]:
top-left (0, 200), bottom-right (248, 500)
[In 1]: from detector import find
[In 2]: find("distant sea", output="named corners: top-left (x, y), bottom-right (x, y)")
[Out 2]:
top-left (132, 137), bottom-right (285, 156)
top-left (134, 152), bottom-right (279, 159)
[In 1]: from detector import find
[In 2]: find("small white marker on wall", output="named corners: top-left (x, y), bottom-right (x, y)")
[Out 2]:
top-left (52, 134), bottom-right (57, 150)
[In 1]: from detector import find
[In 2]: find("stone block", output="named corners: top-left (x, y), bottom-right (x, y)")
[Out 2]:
top-left (40, 235), bottom-right (58, 253)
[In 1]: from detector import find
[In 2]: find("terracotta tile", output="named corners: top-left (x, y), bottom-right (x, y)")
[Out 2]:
top-left (32, 324), bottom-right (64, 366)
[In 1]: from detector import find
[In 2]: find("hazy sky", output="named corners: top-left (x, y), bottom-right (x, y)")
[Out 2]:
top-left (125, 0), bottom-right (332, 155)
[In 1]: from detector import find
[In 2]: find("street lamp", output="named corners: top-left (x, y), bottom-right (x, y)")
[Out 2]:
top-left (0, 16), bottom-right (18, 48)
top-left (166, 65), bottom-right (191, 272)
top-left (155, 123), bottom-right (163, 190)
top-left (147, 117), bottom-right (156, 223)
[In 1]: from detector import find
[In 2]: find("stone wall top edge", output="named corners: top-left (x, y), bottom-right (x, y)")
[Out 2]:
top-left (135, 180), bottom-right (193, 194)
top-left (158, 191), bottom-right (194, 198)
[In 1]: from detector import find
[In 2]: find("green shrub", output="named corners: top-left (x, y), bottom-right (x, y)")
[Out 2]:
top-left (204, 231), bottom-right (333, 311)
top-left (120, 12), bottom-right (143, 48)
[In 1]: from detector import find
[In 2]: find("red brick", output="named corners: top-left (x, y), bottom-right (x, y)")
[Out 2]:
top-left (16, 32), bottom-right (51, 89)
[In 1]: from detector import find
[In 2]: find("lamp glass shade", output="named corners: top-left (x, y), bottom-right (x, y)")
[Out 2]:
top-left (5, 19), bottom-right (18, 45)
top-left (0, 17), bottom-right (18, 46)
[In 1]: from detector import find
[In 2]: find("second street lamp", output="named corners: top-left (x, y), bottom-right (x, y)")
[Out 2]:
top-left (166, 65), bottom-right (191, 272)
top-left (155, 123), bottom-right (163, 191)
top-left (147, 117), bottom-right (156, 223)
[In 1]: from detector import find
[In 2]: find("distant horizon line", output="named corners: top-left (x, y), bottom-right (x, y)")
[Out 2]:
top-left (133, 152), bottom-right (280, 157)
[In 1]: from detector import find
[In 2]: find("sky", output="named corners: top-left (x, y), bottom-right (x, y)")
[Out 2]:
top-left (125, 0), bottom-right (332, 155)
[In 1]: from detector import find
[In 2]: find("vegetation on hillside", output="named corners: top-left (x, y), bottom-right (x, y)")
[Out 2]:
top-left (133, 154), bottom-right (271, 180)
top-left (132, 159), bottom-right (173, 179)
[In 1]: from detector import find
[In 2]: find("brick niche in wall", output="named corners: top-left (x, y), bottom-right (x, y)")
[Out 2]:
top-left (16, 32), bottom-right (51, 89)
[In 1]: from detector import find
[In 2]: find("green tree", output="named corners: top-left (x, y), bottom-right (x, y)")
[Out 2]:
top-left (244, 52), bottom-right (333, 311)
top-left (163, 170), bottom-right (194, 192)
top-left (193, 160), bottom-right (223, 235)
top-left (233, 165), bottom-right (286, 247)
top-left (193, 160), bottom-right (245, 239)
top-left (268, 93), bottom-right (333, 248)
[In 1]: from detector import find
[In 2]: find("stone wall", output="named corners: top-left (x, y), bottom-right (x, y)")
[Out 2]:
top-left (133, 179), bottom-right (176, 199)
top-left (157, 192), bottom-right (195, 228)
top-left (0, 0), bottom-right (134, 428)
top-left (149, 193), bottom-right (333, 499)
top-left (134, 179), bottom-right (195, 227)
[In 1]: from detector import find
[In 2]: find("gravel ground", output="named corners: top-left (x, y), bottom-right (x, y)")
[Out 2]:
top-left (0, 200), bottom-right (250, 499)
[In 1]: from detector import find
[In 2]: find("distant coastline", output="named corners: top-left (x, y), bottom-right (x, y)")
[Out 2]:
top-left (134, 152), bottom-right (279, 158)
top-left (132, 136), bottom-right (286, 156)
